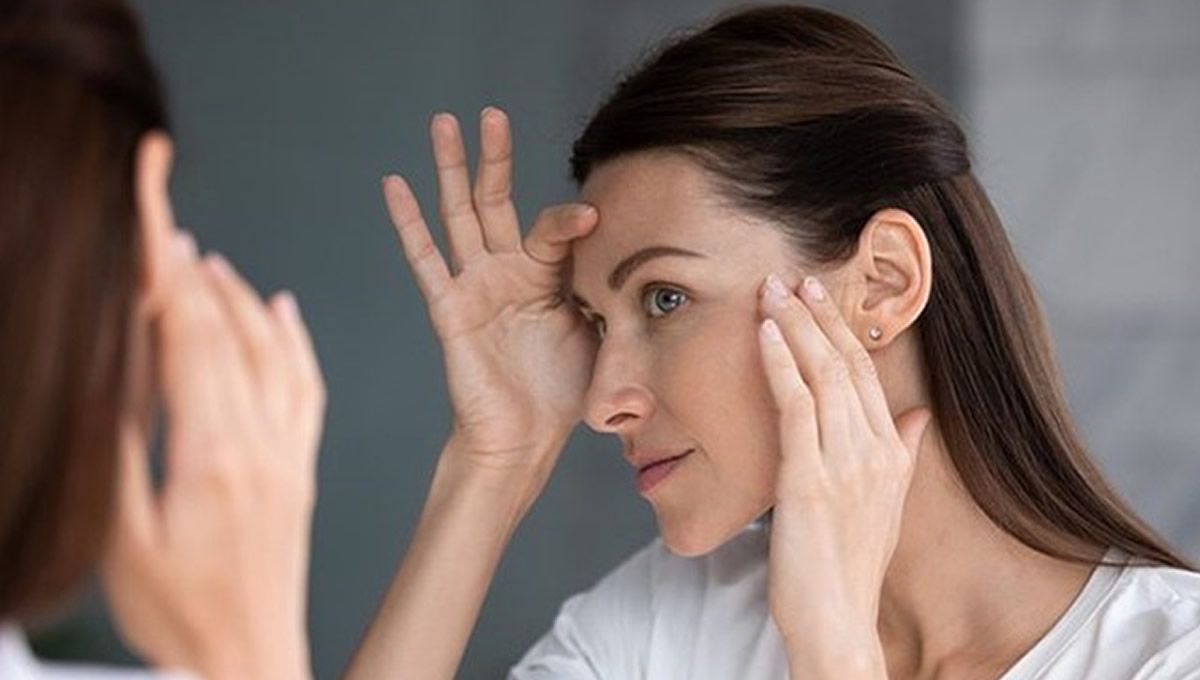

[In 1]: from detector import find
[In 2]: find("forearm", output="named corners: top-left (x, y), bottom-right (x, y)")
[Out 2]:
top-left (343, 441), bottom-right (551, 680)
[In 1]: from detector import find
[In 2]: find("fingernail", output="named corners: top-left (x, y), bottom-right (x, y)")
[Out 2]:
top-left (803, 276), bottom-right (826, 301)
top-left (760, 318), bottom-right (783, 343)
top-left (573, 203), bottom-right (597, 218)
top-left (206, 253), bottom-right (232, 278)
top-left (764, 274), bottom-right (788, 303)
top-left (274, 290), bottom-right (299, 322)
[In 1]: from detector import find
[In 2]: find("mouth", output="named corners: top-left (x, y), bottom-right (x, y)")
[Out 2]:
top-left (635, 448), bottom-right (694, 495)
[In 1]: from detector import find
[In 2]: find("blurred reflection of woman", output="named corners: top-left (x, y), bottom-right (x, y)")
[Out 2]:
top-left (0, 1), bottom-right (325, 678)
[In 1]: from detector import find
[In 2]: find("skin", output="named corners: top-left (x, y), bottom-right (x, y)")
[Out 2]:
top-left (348, 108), bottom-right (1097, 680)
top-left (99, 133), bottom-right (326, 680)
top-left (570, 151), bottom-right (788, 555)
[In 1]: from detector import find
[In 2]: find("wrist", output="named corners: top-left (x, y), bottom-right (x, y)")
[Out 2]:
top-left (433, 435), bottom-right (566, 521)
top-left (194, 631), bottom-right (310, 680)
top-left (783, 633), bottom-right (886, 679)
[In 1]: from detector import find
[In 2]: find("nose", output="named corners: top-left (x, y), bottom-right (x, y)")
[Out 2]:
top-left (583, 334), bottom-right (656, 435)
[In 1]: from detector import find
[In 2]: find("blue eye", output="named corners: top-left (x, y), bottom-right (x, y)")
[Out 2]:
top-left (643, 286), bottom-right (688, 318)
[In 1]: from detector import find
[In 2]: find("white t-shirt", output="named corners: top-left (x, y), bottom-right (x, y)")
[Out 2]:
top-left (510, 522), bottom-right (1200, 679)
top-left (0, 624), bottom-right (195, 680)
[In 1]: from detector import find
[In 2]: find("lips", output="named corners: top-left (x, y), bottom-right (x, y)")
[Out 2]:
top-left (636, 449), bottom-right (691, 472)
top-left (633, 448), bottom-right (694, 495)
top-left (629, 446), bottom-right (693, 471)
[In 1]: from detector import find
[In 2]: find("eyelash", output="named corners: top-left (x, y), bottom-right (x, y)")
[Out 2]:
top-left (580, 284), bottom-right (690, 339)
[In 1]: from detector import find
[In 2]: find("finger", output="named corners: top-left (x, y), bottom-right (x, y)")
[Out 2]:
top-left (382, 174), bottom-right (453, 301)
top-left (202, 253), bottom-right (290, 423)
top-left (758, 319), bottom-right (820, 471)
top-left (759, 274), bottom-right (859, 456)
top-left (523, 203), bottom-right (599, 266)
top-left (157, 242), bottom-right (257, 445)
top-left (268, 291), bottom-right (326, 467)
top-left (431, 112), bottom-right (486, 266)
top-left (473, 107), bottom-right (522, 253)
top-left (796, 276), bottom-right (895, 438)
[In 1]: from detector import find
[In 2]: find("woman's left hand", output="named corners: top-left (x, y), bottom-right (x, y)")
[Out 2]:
top-left (757, 273), bottom-right (932, 678)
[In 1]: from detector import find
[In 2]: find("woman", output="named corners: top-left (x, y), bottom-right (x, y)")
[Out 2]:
top-left (0, 0), bottom-right (325, 678)
top-left (348, 5), bottom-right (1200, 679)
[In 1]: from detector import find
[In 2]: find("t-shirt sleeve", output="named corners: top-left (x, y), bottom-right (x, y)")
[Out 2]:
top-left (508, 541), bottom-right (661, 679)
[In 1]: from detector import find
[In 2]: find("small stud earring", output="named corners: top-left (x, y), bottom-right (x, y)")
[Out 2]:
top-left (868, 326), bottom-right (883, 342)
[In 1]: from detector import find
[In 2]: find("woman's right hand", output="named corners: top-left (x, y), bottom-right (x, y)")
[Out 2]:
top-left (101, 135), bottom-right (325, 680)
top-left (382, 107), bottom-right (599, 494)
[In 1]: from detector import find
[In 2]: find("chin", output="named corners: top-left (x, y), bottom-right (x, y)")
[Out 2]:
top-left (661, 532), bottom-right (721, 558)
top-left (656, 509), bottom-right (759, 557)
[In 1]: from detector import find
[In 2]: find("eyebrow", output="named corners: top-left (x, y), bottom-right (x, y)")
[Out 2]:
top-left (607, 246), bottom-right (706, 291)
top-left (571, 245), bottom-right (708, 311)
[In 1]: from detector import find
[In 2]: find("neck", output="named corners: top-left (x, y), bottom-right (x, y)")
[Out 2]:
top-left (875, 423), bottom-right (1097, 678)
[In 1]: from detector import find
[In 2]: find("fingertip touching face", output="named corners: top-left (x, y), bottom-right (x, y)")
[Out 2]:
top-left (571, 150), bottom-right (804, 556)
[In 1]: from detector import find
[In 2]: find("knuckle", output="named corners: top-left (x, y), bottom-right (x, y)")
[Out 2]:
top-left (291, 356), bottom-right (326, 409)
top-left (407, 232), bottom-right (439, 262)
top-left (169, 288), bottom-right (216, 327)
top-left (849, 346), bottom-right (877, 378)
top-left (473, 185), bottom-right (510, 208)
top-left (442, 198), bottom-right (474, 220)
top-left (250, 457), bottom-right (310, 506)
top-left (863, 450), bottom-right (890, 474)
top-left (817, 356), bottom-right (851, 385)
top-left (780, 385), bottom-right (814, 415)
top-left (190, 446), bottom-right (244, 495)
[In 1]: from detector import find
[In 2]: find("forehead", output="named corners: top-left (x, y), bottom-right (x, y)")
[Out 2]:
top-left (571, 151), bottom-right (790, 294)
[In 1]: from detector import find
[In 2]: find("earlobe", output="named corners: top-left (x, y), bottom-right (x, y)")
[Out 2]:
top-left (133, 131), bottom-right (176, 299)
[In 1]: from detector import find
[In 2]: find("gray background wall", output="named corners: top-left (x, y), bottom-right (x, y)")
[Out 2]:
top-left (965, 0), bottom-right (1200, 559)
top-left (33, 2), bottom-right (1196, 679)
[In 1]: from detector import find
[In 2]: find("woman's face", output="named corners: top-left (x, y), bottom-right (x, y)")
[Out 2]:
top-left (571, 151), bottom-right (806, 556)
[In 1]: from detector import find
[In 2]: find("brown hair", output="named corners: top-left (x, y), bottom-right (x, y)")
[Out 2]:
top-left (0, 0), bottom-right (168, 622)
top-left (571, 5), bottom-right (1193, 570)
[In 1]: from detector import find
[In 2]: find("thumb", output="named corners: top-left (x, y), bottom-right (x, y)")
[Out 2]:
top-left (522, 203), bottom-right (598, 266)
top-left (893, 407), bottom-right (934, 464)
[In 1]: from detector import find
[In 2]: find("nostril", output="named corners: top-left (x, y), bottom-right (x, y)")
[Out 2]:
top-left (605, 412), bottom-right (636, 428)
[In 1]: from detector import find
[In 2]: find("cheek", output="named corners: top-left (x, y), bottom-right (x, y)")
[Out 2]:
top-left (653, 308), bottom-right (781, 494)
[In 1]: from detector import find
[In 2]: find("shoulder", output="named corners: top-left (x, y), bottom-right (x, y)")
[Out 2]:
top-left (1072, 561), bottom-right (1200, 678)
top-left (1112, 563), bottom-right (1200, 677)
top-left (1108, 561), bottom-right (1200, 627)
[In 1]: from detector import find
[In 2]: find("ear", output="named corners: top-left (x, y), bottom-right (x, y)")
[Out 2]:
top-left (134, 131), bottom-right (177, 304)
top-left (845, 208), bottom-right (932, 347)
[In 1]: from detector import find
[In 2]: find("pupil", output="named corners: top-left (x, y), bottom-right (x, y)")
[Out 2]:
top-left (656, 290), bottom-right (679, 311)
